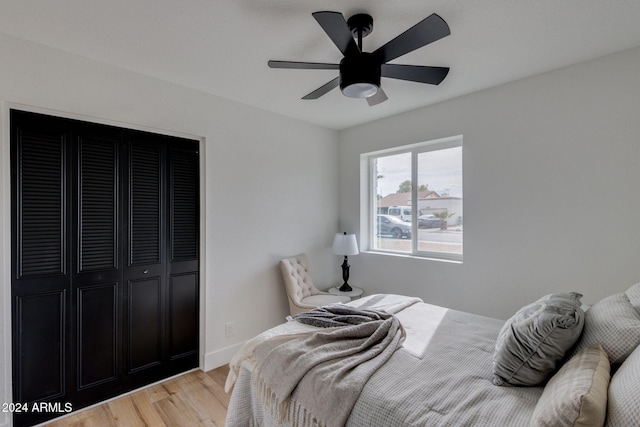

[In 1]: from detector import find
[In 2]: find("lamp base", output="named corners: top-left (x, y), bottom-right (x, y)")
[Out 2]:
top-left (339, 256), bottom-right (353, 293)
top-left (338, 283), bottom-right (353, 292)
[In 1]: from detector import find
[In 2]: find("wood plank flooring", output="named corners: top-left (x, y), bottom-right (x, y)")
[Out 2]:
top-left (42, 365), bottom-right (231, 427)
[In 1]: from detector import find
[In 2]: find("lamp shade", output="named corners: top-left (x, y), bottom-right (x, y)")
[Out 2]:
top-left (332, 232), bottom-right (359, 256)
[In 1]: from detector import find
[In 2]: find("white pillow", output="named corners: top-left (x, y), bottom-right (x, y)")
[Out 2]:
top-left (625, 282), bottom-right (640, 311)
top-left (571, 287), bottom-right (640, 365)
top-left (530, 344), bottom-right (610, 427)
top-left (606, 344), bottom-right (640, 427)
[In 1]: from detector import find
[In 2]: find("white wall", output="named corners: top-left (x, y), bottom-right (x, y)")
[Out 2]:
top-left (338, 46), bottom-right (640, 320)
top-left (0, 33), bottom-right (338, 426)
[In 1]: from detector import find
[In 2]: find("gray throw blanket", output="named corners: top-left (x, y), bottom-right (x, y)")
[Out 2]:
top-left (252, 305), bottom-right (405, 427)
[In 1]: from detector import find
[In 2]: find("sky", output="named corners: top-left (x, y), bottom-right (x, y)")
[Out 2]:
top-left (375, 146), bottom-right (462, 198)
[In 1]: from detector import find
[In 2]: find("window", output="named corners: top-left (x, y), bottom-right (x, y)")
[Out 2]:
top-left (364, 135), bottom-right (462, 261)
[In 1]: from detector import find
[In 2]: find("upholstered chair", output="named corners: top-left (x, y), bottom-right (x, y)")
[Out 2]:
top-left (279, 254), bottom-right (351, 316)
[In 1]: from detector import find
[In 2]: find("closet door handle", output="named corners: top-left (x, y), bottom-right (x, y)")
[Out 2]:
top-left (143, 269), bottom-right (149, 274)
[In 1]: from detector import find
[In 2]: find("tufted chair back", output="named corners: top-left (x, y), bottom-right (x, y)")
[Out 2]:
top-left (279, 254), bottom-right (351, 316)
top-left (280, 254), bottom-right (321, 302)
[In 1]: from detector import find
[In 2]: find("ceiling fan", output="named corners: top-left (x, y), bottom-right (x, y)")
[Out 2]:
top-left (268, 11), bottom-right (450, 106)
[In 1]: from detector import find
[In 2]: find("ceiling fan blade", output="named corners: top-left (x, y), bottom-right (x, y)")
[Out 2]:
top-left (366, 88), bottom-right (388, 106)
top-left (373, 14), bottom-right (450, 64)
top-left (382, 64), bottom-right (449, 85)
top-left (302, 76), bottom-right (341, 99)
top-left (312, 11), bottom-right (360, 57)
top-left (268, 60), bottom-right (339, 70)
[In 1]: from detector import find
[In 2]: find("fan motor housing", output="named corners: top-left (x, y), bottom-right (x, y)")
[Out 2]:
top-left (340, 53), bottom-right (381, 98)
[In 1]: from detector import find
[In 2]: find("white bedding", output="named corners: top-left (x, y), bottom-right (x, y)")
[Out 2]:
top-left (225, 294), bottom-right (543, 426)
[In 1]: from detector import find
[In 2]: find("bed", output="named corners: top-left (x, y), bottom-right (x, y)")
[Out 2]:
top-left (225, 287), bottom-right (640, 427)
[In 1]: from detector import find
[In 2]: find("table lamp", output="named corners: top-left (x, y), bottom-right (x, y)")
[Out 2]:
top-left (332, 232), bottom-right (359, 292)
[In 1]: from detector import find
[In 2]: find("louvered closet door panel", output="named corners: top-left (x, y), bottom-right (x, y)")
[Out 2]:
top-left (79, 135), bottom-right (118, 272)
top-left (73, 130), bottom-right (122, 405)
top-left (167, 144), bottom-right (199, 366)
top-left (124, 137), bottom-right (166, 385)
top-left (170, 147), bottom-right (199, 263)
top-left (129, 142), bottom-right (162, 266)
top-left (16, 125), bottom-right (66, 279)
top-left (11, 111), bottom-right (71, 427)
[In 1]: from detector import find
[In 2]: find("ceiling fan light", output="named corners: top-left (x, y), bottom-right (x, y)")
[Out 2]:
top-left (342, 83), bottom-right (378, 98)
top-left (340, 53), bottom-right (381, 100)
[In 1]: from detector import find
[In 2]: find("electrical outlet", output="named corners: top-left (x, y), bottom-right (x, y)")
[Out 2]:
top-left (225, 322), bottom-right (235, 337)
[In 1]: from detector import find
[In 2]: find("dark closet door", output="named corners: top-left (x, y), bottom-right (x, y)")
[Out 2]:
top-left (71, 124), bottom-right (123, 406)
top-left (122, 134), bottom-right (200, 389)
top-left (122, 134), bottom-right (167, 388)
top-left (166, 143), bottom-right (200, 371)
top-left (11, 112), bottom-right (71, 417)
top-left (11, 111), bottom-right (199, 426)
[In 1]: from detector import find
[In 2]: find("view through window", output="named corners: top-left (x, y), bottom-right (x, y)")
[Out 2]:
top-left (368, 136), bottom-right (462, 260)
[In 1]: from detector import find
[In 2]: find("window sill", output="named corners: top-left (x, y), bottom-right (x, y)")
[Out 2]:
top-left (362, 250), bottom-right (463, 264)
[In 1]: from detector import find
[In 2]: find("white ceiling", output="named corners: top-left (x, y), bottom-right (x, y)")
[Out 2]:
top-left (1, 1), bottom-right (640, 130)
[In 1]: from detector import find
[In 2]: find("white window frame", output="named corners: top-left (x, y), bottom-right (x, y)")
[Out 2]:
top-left (361, 135), bottom-right (463, 262)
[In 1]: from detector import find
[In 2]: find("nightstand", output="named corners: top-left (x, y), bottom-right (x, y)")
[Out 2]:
top-left (328, 286), bottom-right (363, 300)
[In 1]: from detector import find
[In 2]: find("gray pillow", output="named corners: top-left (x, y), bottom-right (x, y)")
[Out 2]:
top-left (492, 292), bottom-right (584, 386)
top-left (570, 285), bottom-right (640, 365)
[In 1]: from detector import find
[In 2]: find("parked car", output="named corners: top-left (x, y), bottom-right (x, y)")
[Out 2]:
top-left (387, 206), bottom-right (423, 222)
top-left (377, 214), bottom-right (411, 239)
top-left (418, 214), bottom-right (440, 229)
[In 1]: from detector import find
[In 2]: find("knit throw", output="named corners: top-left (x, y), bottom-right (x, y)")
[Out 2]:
top-left (252, 305), bottom-right (405, 427)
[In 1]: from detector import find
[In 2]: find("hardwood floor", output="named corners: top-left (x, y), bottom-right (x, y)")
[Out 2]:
top-left (43, 365), bottom-right (231, 426)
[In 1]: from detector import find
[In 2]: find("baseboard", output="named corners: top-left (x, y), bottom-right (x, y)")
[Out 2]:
top-left (204, 341), bottom-right (245, 371)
